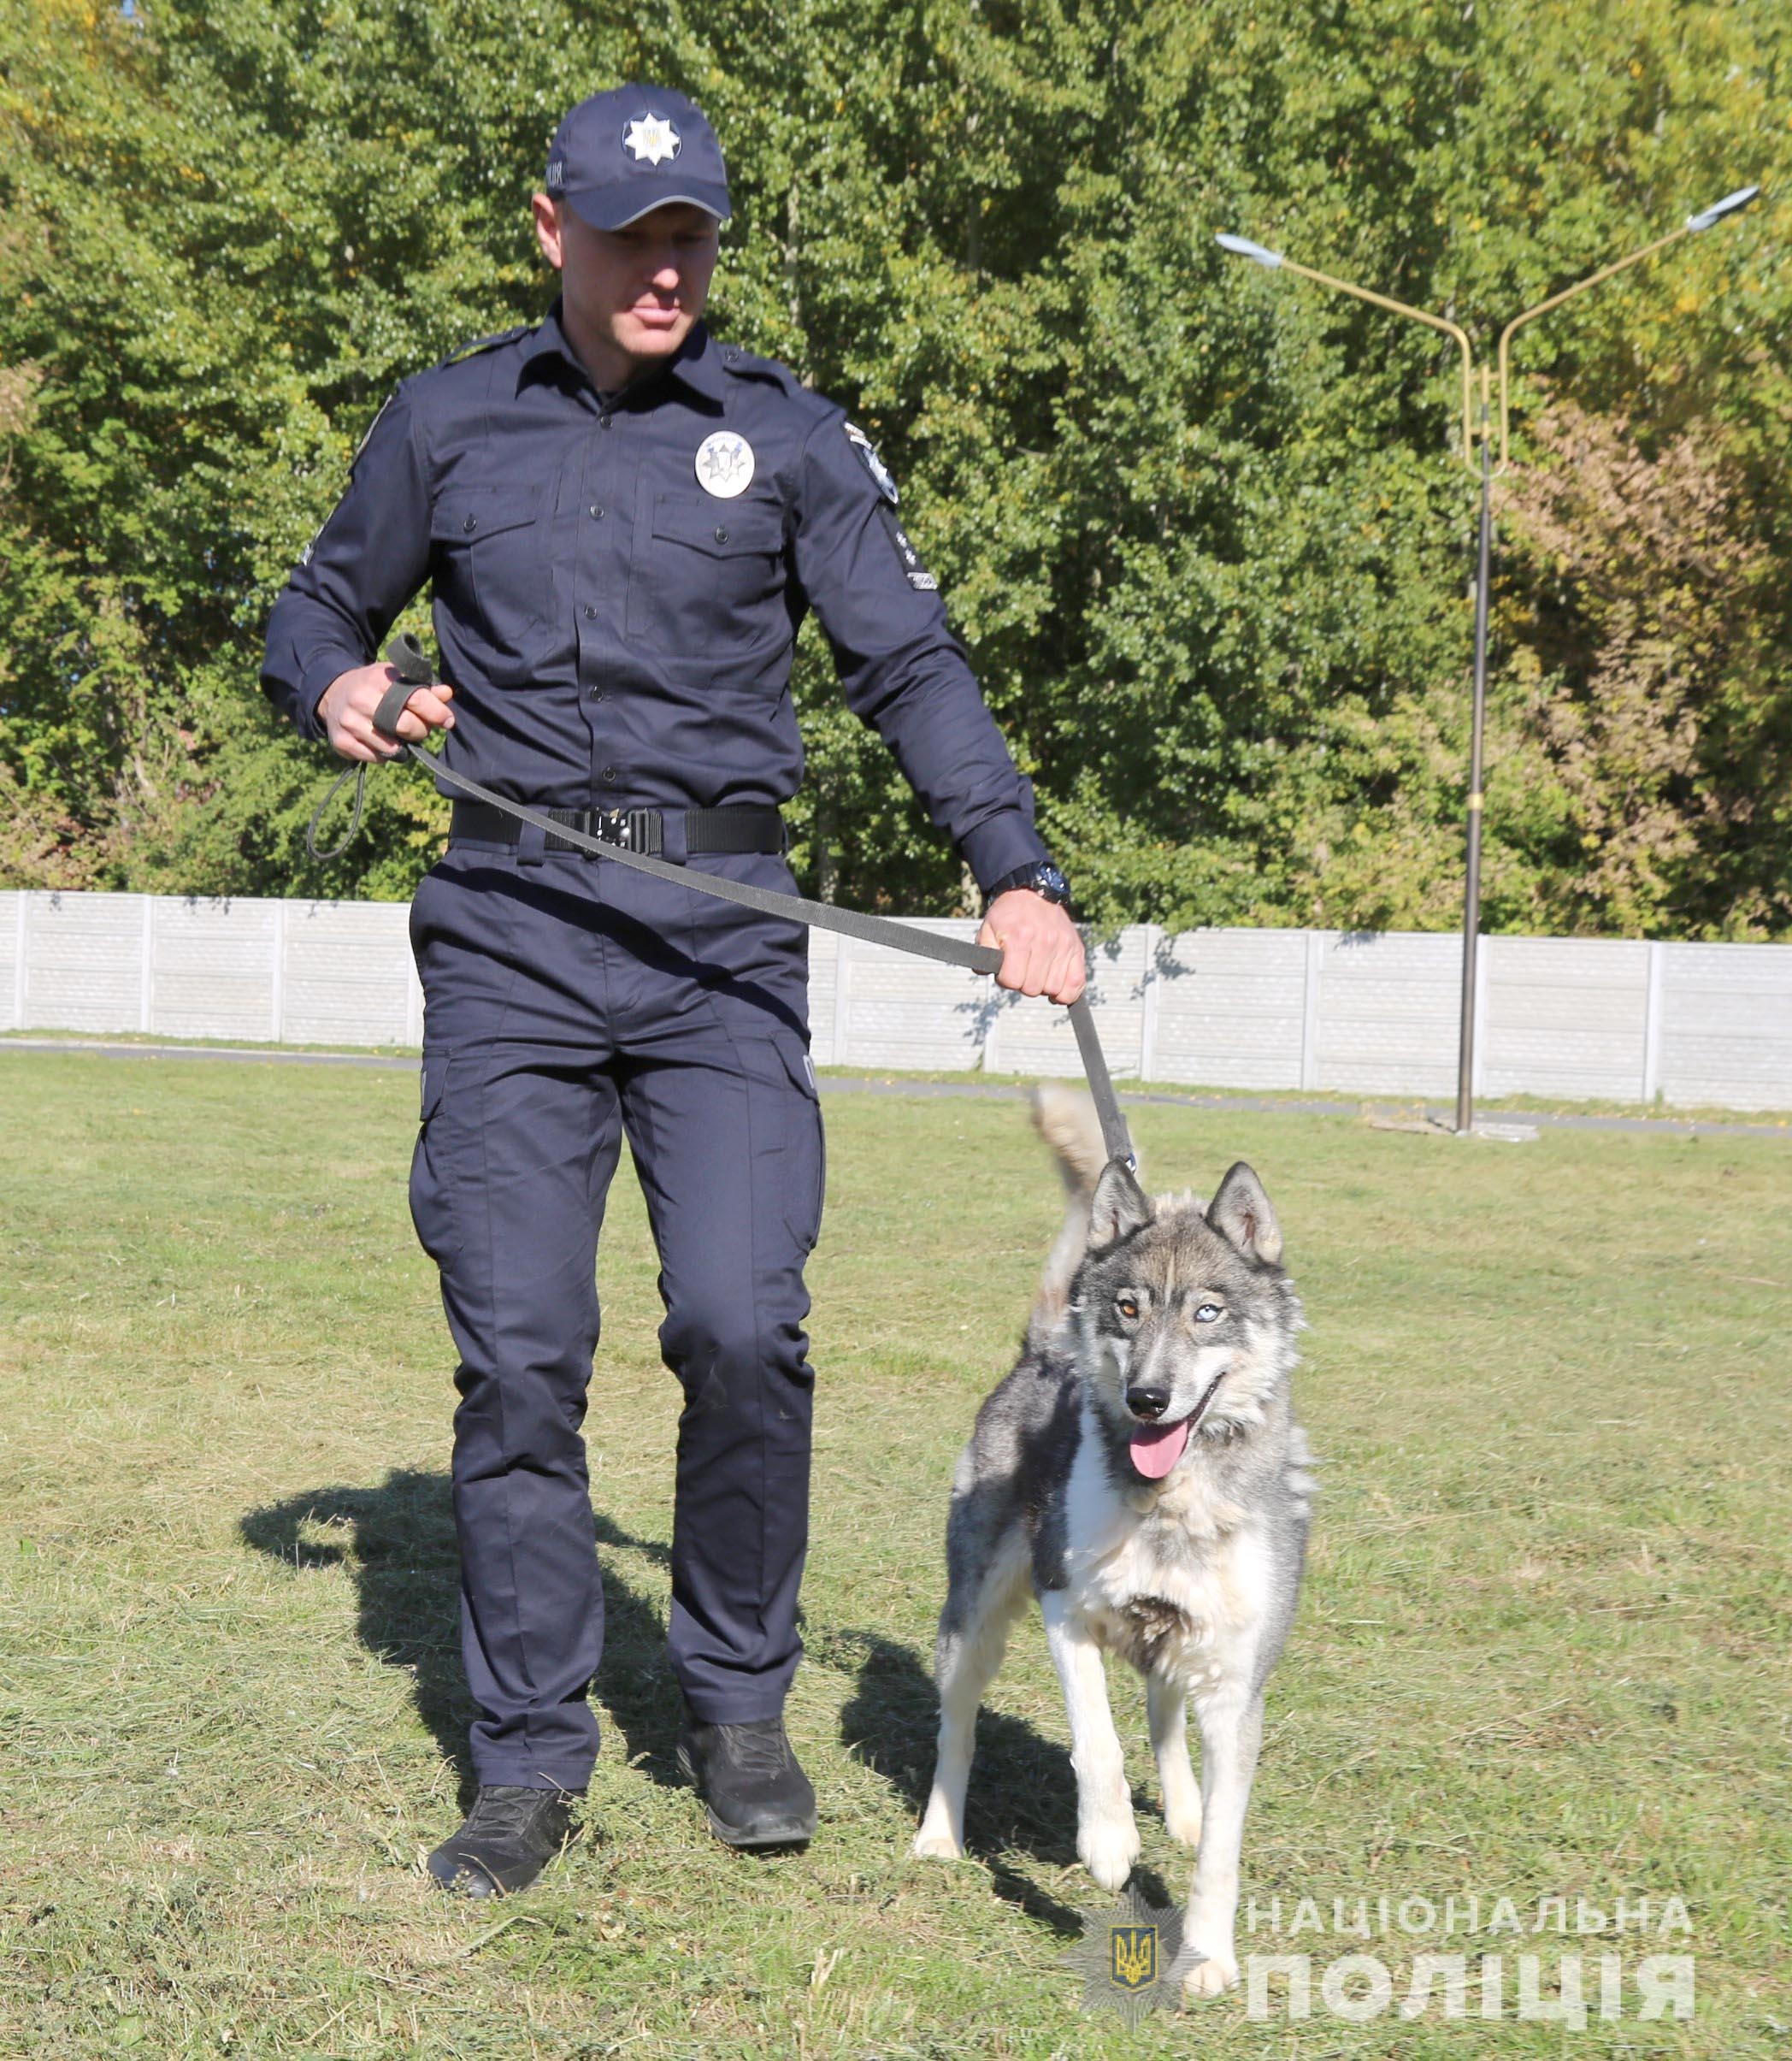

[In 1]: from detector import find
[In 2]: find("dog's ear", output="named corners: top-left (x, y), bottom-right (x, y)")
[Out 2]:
top-left (1207, 1161), bottom-right (1282, 1266)
top-left (1088, 1157), bottom-right (1152, 1249)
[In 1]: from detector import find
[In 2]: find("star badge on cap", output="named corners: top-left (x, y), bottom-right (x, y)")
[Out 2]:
top-left (623, 114), bottom-right (681, 165)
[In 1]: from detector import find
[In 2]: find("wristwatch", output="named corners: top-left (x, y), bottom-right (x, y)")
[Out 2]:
top-left (982, 860), bottom-right (1072, 913)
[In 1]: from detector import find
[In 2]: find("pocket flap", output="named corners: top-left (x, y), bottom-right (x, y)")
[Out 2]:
top-left (431, 487), bottom-right (541, 544)
top-left (418, 1050), bottom-right (451, 1122)
top-left (761, 1032), bottom-right (820, 1102)
top-left (651, 494), bottom-right (784, 558)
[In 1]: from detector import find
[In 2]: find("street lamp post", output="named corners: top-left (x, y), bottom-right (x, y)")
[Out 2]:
top-left (1217, 186), bottom-right (1760, 1134)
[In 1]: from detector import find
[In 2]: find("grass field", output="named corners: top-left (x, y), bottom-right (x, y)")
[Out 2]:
top-left (1, 1048), bottom-right (1787, 2059)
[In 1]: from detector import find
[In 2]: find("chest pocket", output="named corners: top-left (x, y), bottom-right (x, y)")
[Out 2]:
top-left (626, 491), bottom-right (787, 658)
top-left (430, 486), bottom-right (557, 670)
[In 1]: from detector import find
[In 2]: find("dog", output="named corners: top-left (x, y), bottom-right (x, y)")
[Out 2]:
top-left (911, 1086), bottom-right (1313, 1998)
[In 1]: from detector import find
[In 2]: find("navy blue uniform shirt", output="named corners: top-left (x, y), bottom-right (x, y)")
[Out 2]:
top-left (262, 304), bottom-right (1051, 892)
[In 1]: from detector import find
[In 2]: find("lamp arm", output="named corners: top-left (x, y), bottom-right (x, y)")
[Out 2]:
top-left (1495, 224), bottom-right (1692, 467)
top-left (1276, 256), bottom-right (1478, 469)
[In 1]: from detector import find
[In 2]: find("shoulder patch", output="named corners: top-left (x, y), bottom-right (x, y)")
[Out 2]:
top-left (350, 387), bottom-right (400, 474)
top-left (843, 420), bottom-right (899, 505)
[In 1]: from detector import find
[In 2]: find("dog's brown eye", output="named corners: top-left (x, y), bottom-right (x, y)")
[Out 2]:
top-left (1116, 1296), bottom-right (1140, 1322)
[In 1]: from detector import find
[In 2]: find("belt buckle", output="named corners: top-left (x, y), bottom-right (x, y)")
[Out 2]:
top-left (592, 807), bottom-right (661, 856)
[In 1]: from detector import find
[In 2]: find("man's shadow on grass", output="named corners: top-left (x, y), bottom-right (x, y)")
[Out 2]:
top-left (237, 1475), bottom-right (1163, 1926)
top-left (238, 1470), bottom-right (689, 1806)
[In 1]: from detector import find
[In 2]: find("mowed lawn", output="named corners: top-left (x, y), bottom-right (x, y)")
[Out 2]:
top-left (0, 1049), bottom-right (1788, 2061)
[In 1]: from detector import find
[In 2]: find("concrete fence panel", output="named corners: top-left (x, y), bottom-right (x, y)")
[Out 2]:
top-left (1657, 942), bottom-right (1792, 1112)
top-left (1312, 930), bottom-right (1463, 1099)
top-left (1151, 928), bottom-right (1310, 1091)
top-left (1480, 936), bottom-right (1653, 1105)
top-left (21, 891), bottom-right (148, 1036)
top-left (824, 919), bottom-right (986, 1073)
top-left (148, 896), bottom-right (282, 1044)
top-left (280, 901), bottom-right (419, 1048)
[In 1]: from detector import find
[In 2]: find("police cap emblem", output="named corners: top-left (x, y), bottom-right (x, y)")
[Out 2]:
top-left (623, 114), bottom-right (681, 165)
top-left (695, 430), bottom-right (755, 498)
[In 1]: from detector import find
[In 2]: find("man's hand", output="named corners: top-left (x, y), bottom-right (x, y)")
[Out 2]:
top-left (977, 889), bottom-right (1087, 1006)
top-left (317, 661), bottom-right (456, 763)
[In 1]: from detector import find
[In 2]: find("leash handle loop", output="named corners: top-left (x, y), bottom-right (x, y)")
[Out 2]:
top-left (303, 635), bottom-right (432, 861)
top-left (304, 761), bottom-right (368, 863)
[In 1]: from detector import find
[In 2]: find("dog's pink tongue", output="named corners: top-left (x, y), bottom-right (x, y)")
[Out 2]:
top-left (1129, 1417), bottom-right (1190, 1480)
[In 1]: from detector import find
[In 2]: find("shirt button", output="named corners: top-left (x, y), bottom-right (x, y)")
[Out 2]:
top-left (601, 765), bottom-right (617, 782)
top-left (599, 414), bottom-right (614, 430)
top-left (588, 504), bottom-right (604, 519)
top-left (463, 513), bottom-right (478, 532)
top-left (582, 604), bottom-right (597, 619)
top-left (714, 526), bottom-right (728, 544)
top-left (588, 688), bottom-right (607, 702)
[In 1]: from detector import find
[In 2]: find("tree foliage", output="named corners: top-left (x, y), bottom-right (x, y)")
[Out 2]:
top-left (0, 0), bottom-right (1787, 936)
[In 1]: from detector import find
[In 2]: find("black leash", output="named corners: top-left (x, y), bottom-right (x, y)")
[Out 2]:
top-left (306, 635), bottom-right (1136, 1169)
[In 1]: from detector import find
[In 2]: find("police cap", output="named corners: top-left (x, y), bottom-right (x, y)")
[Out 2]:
top-left (545, 85), bottom-right (731, 231)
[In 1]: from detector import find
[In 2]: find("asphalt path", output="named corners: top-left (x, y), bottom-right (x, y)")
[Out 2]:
top-left (3, 1036), bottom-right (1787, 1139)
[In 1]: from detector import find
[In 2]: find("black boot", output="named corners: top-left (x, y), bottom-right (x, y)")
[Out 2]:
top-left (427, 1784), bottom-right (584, 1898)
top-left (675, 1712), bottom-right (816, 1849)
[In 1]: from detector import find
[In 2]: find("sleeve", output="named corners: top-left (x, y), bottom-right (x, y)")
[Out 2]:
top-left (260, 382), bottom-right (433, 742)
top-left (788, 410), bottom-right (1051, 895)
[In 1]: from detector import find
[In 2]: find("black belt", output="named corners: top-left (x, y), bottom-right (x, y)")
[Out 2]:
top-left (448, 800), bottom-right (785, 859)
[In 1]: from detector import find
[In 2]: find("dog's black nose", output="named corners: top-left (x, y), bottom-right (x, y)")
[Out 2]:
top-left (1127, 1386), bottom-right (1169, 1420)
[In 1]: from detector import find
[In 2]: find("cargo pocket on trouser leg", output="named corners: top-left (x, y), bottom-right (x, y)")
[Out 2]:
top-left (410, 1048), bottom-right (464, 1266)
top-left (772, 1036), bottom-right (826, 1255)
top-left (722, 1028), bottom-right (827, 1259)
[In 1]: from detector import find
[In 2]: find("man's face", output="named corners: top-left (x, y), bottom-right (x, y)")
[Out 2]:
top-left (533, 197), bottom-right (720, 372)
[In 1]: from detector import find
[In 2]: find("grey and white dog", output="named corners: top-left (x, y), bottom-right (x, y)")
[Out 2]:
top-left (912, 1087), bottom-right (1314, 1998)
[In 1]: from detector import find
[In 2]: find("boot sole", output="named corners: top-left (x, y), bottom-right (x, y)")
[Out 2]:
top-left (699, 1802), bottom-right (816, 1850)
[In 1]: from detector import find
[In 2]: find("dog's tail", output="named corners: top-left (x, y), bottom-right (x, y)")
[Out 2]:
top-left (1027, 1084), bottom-right (1131, 1353)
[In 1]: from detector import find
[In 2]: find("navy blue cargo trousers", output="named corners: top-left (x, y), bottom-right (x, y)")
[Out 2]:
top-left (407, 831), bottom-right (824, 1792)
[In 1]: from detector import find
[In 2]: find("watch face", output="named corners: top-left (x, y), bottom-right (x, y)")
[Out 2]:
top-left (1036, 865), bottom-right (1070, 899)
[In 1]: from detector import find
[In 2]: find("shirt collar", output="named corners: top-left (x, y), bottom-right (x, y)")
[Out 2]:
top-left (518, 300), bottom-right (725, 409)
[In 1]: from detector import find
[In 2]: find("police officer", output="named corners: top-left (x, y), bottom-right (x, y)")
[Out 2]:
top-left (262, 86), bottom-right (1085, 1898)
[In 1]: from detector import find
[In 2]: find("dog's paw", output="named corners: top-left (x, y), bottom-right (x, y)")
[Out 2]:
top-left (1078, 1812), bottom-right (1141, 1893)
top-left (911, 1826), bottom-right (964, 1863)
top-left (1181, 1944), bottom-right (1240, 1999)
top-left (1163, 1796), bottom-right (1203, 1847)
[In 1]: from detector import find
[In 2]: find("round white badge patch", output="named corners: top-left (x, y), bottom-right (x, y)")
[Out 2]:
top-left (694, 430), bottom-right (755, 499)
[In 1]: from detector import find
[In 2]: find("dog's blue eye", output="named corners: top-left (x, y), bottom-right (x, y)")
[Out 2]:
top-left (1194, 1302), bottom-right (1223, 1323)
